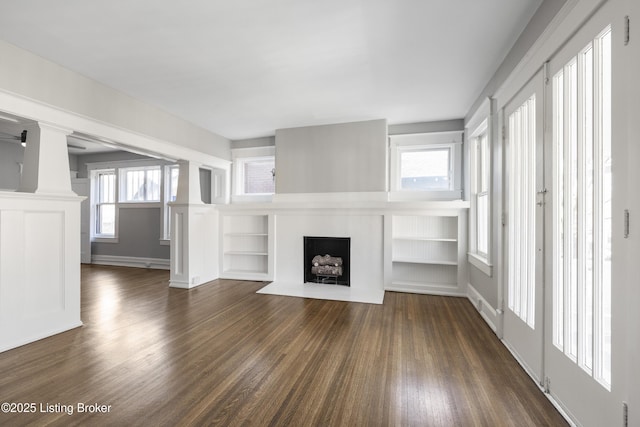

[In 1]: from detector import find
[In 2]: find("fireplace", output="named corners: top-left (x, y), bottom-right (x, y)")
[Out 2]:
top-left (303, 236), bottom-right (350, 286)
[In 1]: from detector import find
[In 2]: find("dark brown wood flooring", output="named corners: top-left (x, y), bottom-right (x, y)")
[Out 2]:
top-left (0, 265), bottom-right (568, 426)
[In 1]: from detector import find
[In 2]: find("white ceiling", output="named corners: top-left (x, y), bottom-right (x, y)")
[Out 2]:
top-left (0, 0), bottom-right (542, 140)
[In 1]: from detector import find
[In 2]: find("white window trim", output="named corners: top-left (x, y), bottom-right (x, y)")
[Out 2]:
top-left (388, 131), bottom-right (463, 201)
top-left (161, 164), bottom-right (179, 241)
top-left (87, 159), bottom-right (175, 244)
top-left (90, 168), bottom-right (119, 242)
top-left (118, 165), bottom-right (163, 203)
top-left (466, 99), bottom-right (493, 276)
top-left (231, 146), bottom-right (275, 203)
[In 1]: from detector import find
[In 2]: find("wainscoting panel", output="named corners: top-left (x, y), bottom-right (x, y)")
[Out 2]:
top-left (0, 192), bottom-right (82, 352)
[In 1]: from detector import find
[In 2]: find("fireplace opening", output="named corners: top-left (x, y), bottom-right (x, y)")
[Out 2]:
top-left (303, 236), bottom-right (350, 286)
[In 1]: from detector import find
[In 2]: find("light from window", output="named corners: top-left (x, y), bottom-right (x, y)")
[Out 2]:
top-left (476, 133), bottom-right (490, 257)
top-left (507, 94), bottom-right (537, 330)
top-left (399, 148), bottom-right (451, 191)
top-left (242, 158), bottom-right (275, 194)
top-left (164, 165), bottom-right (180, 239)
top-left (120, 167), bottom-right (161, 202)
top-left (552, 26), bottom-right (611, 389)
top-left (95, 170), bottom-right (116, 236)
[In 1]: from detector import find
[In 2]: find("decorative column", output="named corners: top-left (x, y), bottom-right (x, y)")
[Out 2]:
top-left (19, 122), bottom-right (74, 195)
top-left (170, 160), bottom-right (219, 288)
top-left (0, 121), bottom-right (83, 351)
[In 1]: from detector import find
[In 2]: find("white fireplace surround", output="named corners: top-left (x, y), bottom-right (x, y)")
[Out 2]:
top-left (218, 194), bottom-right (469, 304)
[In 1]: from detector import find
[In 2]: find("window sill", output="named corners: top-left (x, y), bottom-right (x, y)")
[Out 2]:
top-left (93, 237), bottom-right (119, 244)
top-left (388, 190), bottom-right (463, 202)
top-left (468, 252), bottom-right (493, 277)
top-left (160, 239), bottom-right (170, 246)
top-left (118, 202), bottom-right (162, 208)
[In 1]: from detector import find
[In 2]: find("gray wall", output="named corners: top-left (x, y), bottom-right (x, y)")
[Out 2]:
top-left (92, 208), bottom-right (169, 259)
top-left (200, 168), bottom-right (211, 204)
top-left (388, 119), bottom-right (464, 136)
top-left (464, 0), bottom-right (568, 309)
top-left (466, 0), bottom-right (567, 120)
top-left (231, 136), bottom-right (275, 149)
top-left (79, 150), bottom-right (172, 260)
top-left (0, 141), bottom-right (24, 190)
top-left (0, 141), bottom-right (78, 190)
top-left (275, 119), bottom-right (388, 194)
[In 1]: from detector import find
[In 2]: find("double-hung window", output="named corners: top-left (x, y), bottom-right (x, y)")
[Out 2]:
top-left (475, 132), bottom-right (490, 258)
top-left (466, 99), bottom-right (493, 276)
top-left (163, 164), bottom-right (180, 239)
top-left (94, 169), bottom-right (116, 238)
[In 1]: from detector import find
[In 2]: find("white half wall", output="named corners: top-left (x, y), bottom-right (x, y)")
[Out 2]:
top-left (0, 192), bottom-right (83, 352)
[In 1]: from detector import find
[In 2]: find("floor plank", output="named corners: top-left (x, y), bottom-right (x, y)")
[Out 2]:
top-left (0, 265), bottom-right (568, 426)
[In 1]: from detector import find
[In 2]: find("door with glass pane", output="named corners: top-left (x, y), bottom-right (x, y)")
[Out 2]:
top-left (503, 70), bottom-right (545, 383)
top-left (544, 1), bottom-right (620, 424)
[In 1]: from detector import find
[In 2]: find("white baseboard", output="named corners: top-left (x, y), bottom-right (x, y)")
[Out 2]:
top-left (91, 255), bottom-right (170, 270)
top-left (466, 283), bottom-right (500, 334)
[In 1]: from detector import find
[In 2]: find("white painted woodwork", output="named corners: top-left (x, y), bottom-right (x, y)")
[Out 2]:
top-left (387, 211), bottom-right (468, 296)
top-left (170, 160), bottom-right (219, 289)
top-left (0, 192), bottom-right (83, 352)
top-left (19, 122), bottom-right (74, 195)
top-left (71, 178), bottom-right (91, 264)
top-left (175, 160), bottom-right (204, 205)
top-left (218, 197), bottom-right (469, 297)
top-left (220, 214), bottom-right (272, 280)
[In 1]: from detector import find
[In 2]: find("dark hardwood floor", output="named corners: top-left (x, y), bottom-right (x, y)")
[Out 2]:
top-left (0, 265), bottom-right (568, 426)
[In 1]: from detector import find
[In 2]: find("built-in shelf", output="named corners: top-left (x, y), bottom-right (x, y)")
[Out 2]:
top-left (388, 214), bottom-right (464, 295)
top-left (221, 214), bottom-right (272, 280)
top-left (392, 257), bottom-right (457, 265)
top-left (224, 251), bottom-right (268, 256)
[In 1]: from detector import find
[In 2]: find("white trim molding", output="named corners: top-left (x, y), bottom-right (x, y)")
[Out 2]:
top-left (91, 255), bottom-right (170, 270)
top-left (467, 283), bottom-right (500, 334)
top-left (468, 252), bottom-right (493, 277)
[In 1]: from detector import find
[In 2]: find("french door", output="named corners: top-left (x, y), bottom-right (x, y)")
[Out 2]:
top-left (503, 69), bottom-right (545, 383)
top-left (543, 1), bottom-right (623, 424)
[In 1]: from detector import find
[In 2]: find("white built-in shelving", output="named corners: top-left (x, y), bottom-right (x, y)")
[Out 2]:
top-left (221, 214), bottom-right (272, 280)
top-left (387, 213), bottom-right (465, 295)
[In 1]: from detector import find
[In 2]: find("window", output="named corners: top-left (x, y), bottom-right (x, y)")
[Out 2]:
top-left (467, 114), bottom-right (492, 274)
top-left (241, 157), bottom-right (275, 194)
top-left (120, 166), bottom-right (161, 202)
top-left (94, 169), bottom-right (116, 237)
top-left (163, 164), bottom-right (180, 239)
top-left (507, 94), bottom-right (537, 329)
top-left (232, 146), bottom-right (276, 202)
top-left (399, 147), bottom-right (451, 190)
top-left (89, 160), bottom-right (176, 243)
top-left (552, 26), bottom-right (611, 389)
top-left (476, 133), bottom-right (490, 257)
top-left (389, 131), bottom-right (463, 200)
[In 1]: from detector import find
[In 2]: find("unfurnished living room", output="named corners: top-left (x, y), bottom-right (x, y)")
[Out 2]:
top-left (0, 1), bottom-right (639, 426)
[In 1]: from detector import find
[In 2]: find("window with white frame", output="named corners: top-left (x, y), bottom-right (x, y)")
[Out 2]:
top-left (232, 146), bottom-right (276, 202)
top-left (163, 164), bottom-right (180, 240)
top-left (119, 166), bottom-right (162, 202)
top-left (89, 160), bottom-right (176, 243)
top-left (468, 117), bottom-right (491, 272)
top-left (94, 169), bottom-right (116, 237)
top-left (389, 131), bottom-right (463, 200)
